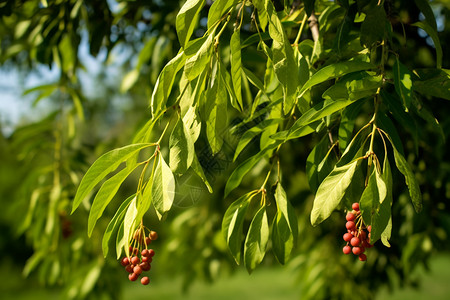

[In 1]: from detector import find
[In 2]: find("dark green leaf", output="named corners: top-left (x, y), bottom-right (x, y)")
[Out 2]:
top-left (102, 194), bottom-right (134, 257)
top-left (306, 135), bottom-right (337, 193)
top-left (412, 21), bottom-right (442, 69)
top-left (272, 183), bottom-right (298, 264)
top-left (244, 206), bottom-right (269, 273)
top-left (413, 68), bottom-right (450, 100)
top-left (176, 0), bottom-right (206, 48)
top-left (311, 160), bottom-right (358, 226)
top-left (152, 153), bottom-right (176, 220)
top-left (72, 143), bottom-right (153, 214)
top-left (88, 165), bottom-right (139, 237)
top-left (169, 116), bottom-right (195, 174)
top-left (339, 99), bottom-right (365, 154)
top-left (222, 192), bottom-right (254, 264)
top-left (322, 72), bottom-right (382, 101)
top-left (360, 4), bottom-right (387, 48)
top-left (414, 0), bottom-right (437, 31)
top-left (393, 58), bottom-right (413, 110)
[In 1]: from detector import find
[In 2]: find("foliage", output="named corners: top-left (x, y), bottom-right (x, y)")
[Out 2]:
top-left (1, 0), bottom-right (450, 299)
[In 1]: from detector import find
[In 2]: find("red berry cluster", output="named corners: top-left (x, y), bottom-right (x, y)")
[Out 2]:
top-left (342, 203), bottom-right (373, 261)
top-left (120, 229), bottom-right (158, 285)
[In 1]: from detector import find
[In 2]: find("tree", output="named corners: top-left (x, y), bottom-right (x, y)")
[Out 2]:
top-left (1, 0), bottom-right (450, 299)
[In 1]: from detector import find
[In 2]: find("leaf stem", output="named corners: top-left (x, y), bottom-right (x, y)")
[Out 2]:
top-left (293, 12), bottom-right (307, 47)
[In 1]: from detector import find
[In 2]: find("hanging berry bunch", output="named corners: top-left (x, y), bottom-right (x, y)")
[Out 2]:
top-left (342, 203), bottom-right (374, 261)
top-left (120, 226), bottom-right (158, 285)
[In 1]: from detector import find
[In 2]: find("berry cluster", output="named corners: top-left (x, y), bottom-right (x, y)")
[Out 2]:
top-left (342, 203), bottom-right (373, 261)
top-left (120, 229), bottom-right (158, 285)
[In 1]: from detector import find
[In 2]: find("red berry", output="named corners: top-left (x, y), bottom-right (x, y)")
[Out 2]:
top-left (129, 273), bottom-right (138, 281)
top-left (367, 225), bottom-right (372, 232)
top-left (131, 256), bottom-right (140, 265)
top-left (350, 237), bottom-right (361, 247)
top-left (359, 254), bottom-right (367, 261)
top-left (148, 249), bottom-right (155, 257)
top-left (352, 203), bottom-right (360, 211)
top-left (343, 245), bottom-right (351, 255)
top-left (145, 237), bottom-right (152, 245)
top-left (346, 221), bottom-right (356, 230)
top-left (346, 212), bottom-right (356, 222)
top-left (133, 265), bottom-right (143, 275)
top-left (120, 257), bottom-right (130, 266)
top-left (352, 247), bottom-right (362, 255)
top-left (141, 249), bottom-right (149, 257)
top-left (359, 246), bottom-right (366, 254)
top-left (141, 276), bottom-right (150, 285)
top-left (149, 231), bottom-right (158, 240)
top-left (140, 262), bottom-right (151, 271)
top-left (125, 264), bottom-right (134, 273)
top-left (359, 230), bottom-right (367, 239)
top-left (142, 256), bottom-right (152, 263)
top-left (343, 233), bottom-right (353, 242)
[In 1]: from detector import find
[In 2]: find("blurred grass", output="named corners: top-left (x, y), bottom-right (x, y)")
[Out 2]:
top-left (1, 254), bottom-right (450, 299)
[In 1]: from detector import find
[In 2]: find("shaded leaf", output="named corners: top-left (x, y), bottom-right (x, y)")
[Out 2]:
top-left (169, 116), bottom-right (195, 174)
top-left (207, 0), bottom-right (238, 29)
top-left (393, 58), bottom-right (413, 110)
top-left (412, 21), bottom-right (442, 69)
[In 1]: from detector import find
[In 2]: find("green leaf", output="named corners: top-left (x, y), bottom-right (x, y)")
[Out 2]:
top-left (222, 192), bottom-right (254, 264)
top-left (183, 105), bottom-right (202, 143)
top-left (225, 141), bottom-right (281, 197)
top-left (322, 72), bottom-right (382, 101)
top-left (389, 136), bottom-right (422, 213)
top-left (272, 183), bottom-right (298, 264)
top-left (339, 100), bottom-right (365, 154)
top-left (253, 0), bottom-right (268, 30)
top-left (88, 164), bottom-right (139, 237)
top-left (116, 222), bottom-right (125, 259)
top-left (176, 0), bottom-right (206, 48)
top-left (191, 152), bottom-right (213, 193)
top-left (123, 197), bottom-right (138, 258)
top-left (306, 135), bottom-right (337, 193)
top-left (102, 194), bottom-right (134, 257)
top-left (360, 167), bottom-right (387, 230)
top-left (265, 0), bottom-right (299, 114)
top-left (414, 0), bottom-right (437, 31)
top-left (151, 51), bottom-right (186, 116)
top-left (412, 21), bottom-right (442, 69)
top-left (393, 58), bottom-right (413, 110)
top-left (360, 4), bottom-right (387, 48)
top-left (206, 64), bottom-right (228, 154)
top-left (244, 206), bottom-right (269, 273)
top-left (152, 153), bottom-right (176, 220)
top-left (207, 0), bottom-right (238, 29)
top-left (311, 160), bottom-right (359, 226)
top-left (230, 30), bottom-right (243, 111)
top-left (376, 112), bottom-right (404, 155)
top-left (169, 116), bottom-right (195, 174)
top-left (298, 61), bottom-right (374, 99)
top-left (243, 67), bottom-right (265, 92)
top-left (413, 68), bottom-right (450, 100)
top-left (72, 143), bottom-right (153, 214)
top-left (372, 157), bottom-right (393, 245)
top-left (233, 118), bottom-right (281, 162)
top-left (184, 31), bottom-right (215, 81)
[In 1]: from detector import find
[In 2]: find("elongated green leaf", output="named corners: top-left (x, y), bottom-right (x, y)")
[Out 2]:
top-left (389, 137), bottom-right (422, 213)
top-left (311, 160), bottom-right (358, 226)
top-left (176, 0), bottom-right (206, 48)
top-left (225, 141), bottom-right (281, 197)
top-left (72, 143), bottom-right (153, 213)
top-left (244, 206), bottom-right (269, 273)
top-left (207, 0), bottom-right (238, 29)
top-left (123, 197), bottom-right (138, 258)
top-left (191, 152), bottom-right (213, 193)
top-left (230, 30), bottom-right (243, 111)
top-left (242, 67), bottom-right (265, 92)
top-left (265, 0), bottom-right (299, 114)
top-left (88, 165), bottom-right (139, 236)
top-left (413, 68), bottom-right (450, 100)
top-left (102, 194), bottom-right (134, 257)
top-left (360, 167), bottom-right (387, 227)
top-left (183, 105), bottom-right (202, 142)
top-left (184, 31), bottom-right (215, 81)
top-left (393, 58), bottom-right (413, 110)
top-left (206, 66), bottom-right (228, 154)
top-left (169, 116), bottom-right (195, 174)
top-left (23, 250), bottom-right (45, 277)
top-left (414, 0), bottom-right (437, 30)
top-left (372, 157), bottom-right (393, 245)
top-left (412, 21), bottom-right (442, 69)
top-left (306, 135), bottom-right (337, 193)
top-left (233, 119), bottom-right (281, 162)
top-left (298, 61), bottom-right (374, 98)
top-left (152, 153), bottom-right (176, 220)
top-left (272, 183), bottom-right (298, 264)
top-left (253, 0), bottom-right (268, 30)
top-left (151, 51), bottom-right (186, 116)
top-left (339, 100), bottom-right (365, 154)
top-left (116, 222), bottom-right (125, 259)
top-left (322, 72), bottom-right (382, 101)
top-left (222, 192), bottom-right (254, 264)
top-left (360, 4), bottom-right (387, 48)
